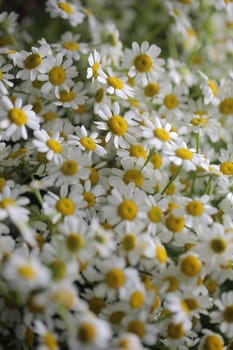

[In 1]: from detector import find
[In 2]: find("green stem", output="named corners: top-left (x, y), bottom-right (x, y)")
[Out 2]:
top-left (161, 165), bottom-right (182, 196)
top-left (140, 147), bottom-right (155, 170)
top-left (195, 132), bottom-right (200, 153)
top-left (204, 175), bottom-right (213, 195)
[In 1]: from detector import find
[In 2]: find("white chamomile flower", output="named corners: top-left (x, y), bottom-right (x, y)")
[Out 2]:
top-left (68, 313), bottom-right (112, 350)
top-left (96, 102), bottom-right (138, 148)
top-left (198, 330), bottom-right (224, 350)
top-left (211, 291), bottom-right (233, 338)
top-left (68, 125), bottom-right (107, 157)
top-left (0, 96), bottom-right (40, 141)
top-left (54, 81), bottom-right (87, 109)
top-left (46, 0), bottom-right (85, 27)
top-left (15, 43), bottom-right (51, 81)
top-left (98, 67), bottom-right (134, 100)
top-left (33, 128), bottom-right (64, 164)
top-left (0, 56), bottom-right (14, 94)
top-left (52, 31), bottom-right (87, 61)
top-left (38, 53), bottom-right (78, 99)
top-left (199, 71), bottom-right (218, 105)
top-left (87, 49), bottom-right (103, 83)
top-left (122, 41), bottom-right (165, 85)
top-left (34, 320), bottom-right (59, 350)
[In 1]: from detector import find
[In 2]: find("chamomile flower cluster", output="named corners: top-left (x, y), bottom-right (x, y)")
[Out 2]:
top-left (0, 1), bottom-right (232, 349)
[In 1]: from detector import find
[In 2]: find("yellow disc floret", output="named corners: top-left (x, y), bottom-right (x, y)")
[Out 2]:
top-left (60, 160), bottom-right (78, 175)
top-left (43, 332), bottom-right (58, 350)
top-left (186, 200), bottom-right (204, 216)
top-left (118, 199), bottom-right (138, 220)
top-left (65, 233), bottom-right (84, 252)
top-left (220, 161), bottom-right (233, 175)
top-left (62, 41), bottom-right (78, 51)
top-left (8, 108), bottom-right (27, 126)
top-left (203, 335), bottom-right (223, 350)
top-left (106, 268), bottom-right (125, 289)
top-left (129, 291), bottom-right (144, 308)
top-left (80, 137), bottom-right (96, 151)
top-left (147, 206), bottom-right (162, 223)
top-left (167, 322), bottom-right (185, 339)
top-left (144, 82), bottom-right (160, 97)
top-left (165, 214), bottom-right (184, 233)
top-left (180, 255), bottom-right (202, 277)
top-left (24, 53), bottom-right (42, 69)
top-left (163, 94), bottom-right (178, 109)
top-left (176, 148), bottom-right (193, 160)
top-left (127, 319), bottom-right (145, 338)
top-left (219, 97), bottom-right (233, 115)
top-left (210, 238), bottom-right (227, 253)
top-left (123, 169), bottom-right (143, 187)
top-left (59, 90), bottom-right (75, 102)
top-left (18, 265), bottom-right (36, 280)
top-left (223, 305), bottom-right (233, 323)
top-left (134, 54), bottom-right (152, 73)
top-left (49, 66), bottom-right (66, 85)
top-left (108, 115), bottom-right (128, 136)
top-left (121, 233), bottom-right (136, 251)
top-left (77, 323), bottom-right (96, 344)
top-left (129, 144), bottom-right (147, 159)
top-left (46, 139), bottom-right (62, 153)
top-left (107, 76), bottom-right (123, 90)
top-left (83, 192), bottom-right (95, 208)
top-left (56, 198), bottom-right (75, 215)
top-left (58, 2), bottom-right (74, 14)
top-left (154, 128), bottom-right (170, 142)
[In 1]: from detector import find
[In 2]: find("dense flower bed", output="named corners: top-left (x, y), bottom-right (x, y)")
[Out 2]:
top-left (0, 1), bottom-right (233, 349)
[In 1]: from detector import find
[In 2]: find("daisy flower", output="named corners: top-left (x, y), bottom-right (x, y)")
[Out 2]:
top-left (15, 43), bottom-right (51, 81)
top-left (34, 320), bottom-right (59, 350)
top-left (87, 49), bottom-right (103, 84)
top-left (193, 222), bottom-right (233, 270)
top-left (54, 81), bottom-right (87, 109)
top-left (163, 140), bottom-right (208, 171)
top-left (199, 71), bottom-right (219, 105)
top-left (68, 125), bottom-right (107, 157)
top-left (46, 0), bottom-right (85, 27)
top-left (198, 330), bottom-right (224, 350)
top-left (38, 53), bottom-right (78, 99)
top-left (0, 96), bottom-right (40, 141)
top-left (68, 313), bottom-right (112, 350)
top-left (33, 128), bottom-right (65, 165)
top-left (102, 181), bottom-right (147, 234)
top-left (122, 41), bottom-right (165, 85)
top-left (98, 67), bottom-right (134, 100)
top-left (52, 31), bottom-right (87, 61)
top-left (140, 113), bottom-right (178, 150)
top-left (95, 102), bottom-right (138, 148)
top-left (0, 56), bottom-right (14, 94)
top-left (211, 291), bottom-right (233, 338)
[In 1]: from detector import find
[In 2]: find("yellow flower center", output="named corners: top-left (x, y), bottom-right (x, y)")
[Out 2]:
top-left (43, 111), bottom-right (58, 122)
top-left (46, 139), bottom-right (62, 153)
top-left (58, 2), bottom-right (74, 14)
top-left (180, 255), bottom-right (202, 277)
top-left (106, 268), bottom-right (125, 289)
top-left (134, 54), bottom-right (152, 73)
top-left (147, 206), bottom-right (162, 223)
top-left (92, 62), bottom-right (99, 79)
top-left (95, 87), bottom-right (105, 102)
top-left (129, 291), bottom-right (145, 308)
top-left (223, 305), bottom-right (233, 323)
top-left (144, 82), bottom-right (160, 97)
top-left (24, 53), bottom-right (42, 70)
top-left (163, 94), bottom-right (178, 109)
top-left (0, 70), bottom-right (2, 80)
top-left (183, 298), bottom-right (199, 311)
top-left (203, 335), bottom-right (223, 350)
top-left (208, 80), bottom-right (217, 96)
top-left (150, 153), bottom-right (162, 169)
top-left (56, 198), bottom-right (75, 215)
top-left (163, 276), bottom-right (180, 292)
top-left (0, 198), bottom-right (16, 208)
top-left (53, 290), bottom-right (75, 309)
top-left (219, 97), bottom-right (233, 115)
top-left (118, 199), bottom-right (138, 220)
top-left (80, 136), bottom-right (96, 151)
top-left (89, 167), bottom-right (99, 185)
top-left (83, 192), bottom-right (95, 208)
top-left (62, 41), bottom-right (79, 51)
top-left (59, 90), bottom-right (76, 102)
top-left (49, 260), bottom-right (66, 281)
top-left (8, 108), bottom-right (27, 126)
top-left (191, 117), bottom-right (208, 126)
top-left (107, 76), bottom-right (123, 90)
top-left (210, 238), bottom-right (227, 253)
top-left (220, 161), bottom-right (233, 175)
top-left (121, 233), bottom-right (136, 251)
top-left (175, 148), bottom-right (193, 160)
top-left (43, 332), bottom-right (58, 350)
top-left (108, 115), bottom-right (128, 136)
top-left (129, 144), bottom-right (147, 159)
top-left (156, 245), bottom-right (167, 263)
top-left (186, 200), bottom-right (204, 216)
top-left (77, 323), bottom-right (96, 344)
top-left (18, 265), bottom-right (36, 280)
top-left (127, 320), bottom-right (145, 339)
top-left (153, 128), bottom-right (170, 142)
top-left (66, 233), bottom-right (84, 252)
top-left (60, 160), bottom-right (78, 175)
top-left (89, 297), bottom-right (105, 314)
top-left (109, 311), bottom-right (125, 325)
top-left (123, 169), bottom-right (143, 187)
top-left (165, 214), bottom-right (184, 233)
top-left (49, 66), bottom-right (66, 85)
top-left (167, 323), bottom-right (185, 339)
